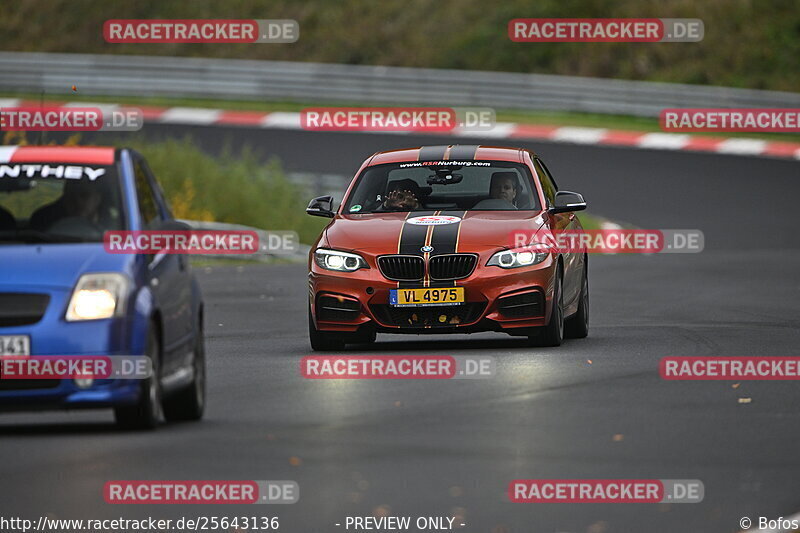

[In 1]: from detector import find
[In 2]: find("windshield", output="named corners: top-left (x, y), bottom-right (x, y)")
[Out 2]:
top-left (343, 161), bottom-right (540, 214)
top-left (0, 162), bottom-right (125, 244)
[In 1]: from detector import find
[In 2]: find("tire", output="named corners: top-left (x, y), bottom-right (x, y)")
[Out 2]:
top-left (352, 325), bottom-right (377, 345)
top-left (163, 321), bottom-right (206, 422)
top-left (114, 327), bottom-right (161, 430)
top-left (528, 268), bottom-right (564, 347)
top-left (565, 261), bottom-right (589, 339)
top-left (308, 307), bottom-right (346, 351)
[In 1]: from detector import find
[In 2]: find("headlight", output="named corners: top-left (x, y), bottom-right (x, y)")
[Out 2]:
top-left (66, 273), bottom-right (130, 321)
top-left (487, 245), bottom-right (549, 269)
top-left (314, 248), bottom-right (369, 272)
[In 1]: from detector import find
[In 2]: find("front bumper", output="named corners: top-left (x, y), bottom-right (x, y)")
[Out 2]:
top-left (0, 285), bottom-right (146, 411)
top-left (309, 252), bottom-right (558, 335)
top-left (0, 378), bottom-right (141, 412)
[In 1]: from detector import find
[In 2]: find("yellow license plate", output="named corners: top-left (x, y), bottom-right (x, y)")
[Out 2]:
top-left (390, 287), bottom-right (465, 307)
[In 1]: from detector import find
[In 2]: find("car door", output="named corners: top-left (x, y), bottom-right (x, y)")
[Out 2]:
top-left (132, 155), bottom-right (193, 375)
top-left (534, 157), bottom-right (584, 309)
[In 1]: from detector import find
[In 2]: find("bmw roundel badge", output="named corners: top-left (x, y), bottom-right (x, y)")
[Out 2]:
top-left (421, 245), bottom-right (434, 253)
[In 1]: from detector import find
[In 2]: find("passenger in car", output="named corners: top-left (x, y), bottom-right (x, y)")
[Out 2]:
top-left (29, 181), bottom-right (103, 231)
top-left (0, 205), bottom-right (15, 231)
top-left (489, 172), bottom-right (519, 206)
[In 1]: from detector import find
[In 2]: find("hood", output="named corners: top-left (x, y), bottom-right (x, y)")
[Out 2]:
top-left (0, 243), bottom-right (134, 290)
top-left (325, 211), bottom-right (547, 253)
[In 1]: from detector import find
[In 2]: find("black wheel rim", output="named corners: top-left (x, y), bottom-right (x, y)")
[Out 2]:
top-left (556, 276), bottom-right (564, 338)
top-left (146, 334), bottom-right (161, 420)
top-left (194, 339), bottom-right (206, 409)
top-left (583, 275), bottom-right (589, 329)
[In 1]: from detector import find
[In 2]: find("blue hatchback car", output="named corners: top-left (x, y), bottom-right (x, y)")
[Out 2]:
top-left (0, 146), bottom-right (205, 429)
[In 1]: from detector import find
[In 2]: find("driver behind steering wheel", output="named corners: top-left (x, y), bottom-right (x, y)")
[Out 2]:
top-left (380, 178), bottom-right (425, 211)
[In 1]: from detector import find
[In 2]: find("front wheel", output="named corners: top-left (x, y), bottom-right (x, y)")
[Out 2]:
top-left (163, 321), bottom-right (206, 422)
top-left (308, 307), bottom-right (346, 351)
top-left (528, 269), bottom-right (564, 347)
top-left (114, 327), bottom-right (161, 430)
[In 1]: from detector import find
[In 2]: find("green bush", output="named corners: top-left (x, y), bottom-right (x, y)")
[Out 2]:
top-left (2, 0), bottom-right (798, 91)
top-left (125, 137), bottom-right (327, 244)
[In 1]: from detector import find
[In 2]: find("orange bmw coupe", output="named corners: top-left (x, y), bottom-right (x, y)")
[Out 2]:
top-left (306, 145), bottom-right (589, 350)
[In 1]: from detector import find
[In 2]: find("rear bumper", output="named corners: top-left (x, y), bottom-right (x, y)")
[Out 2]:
top-left (309, 254), bottom-right (558, 335)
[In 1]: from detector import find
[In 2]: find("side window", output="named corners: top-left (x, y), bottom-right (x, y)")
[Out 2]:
top-left (140, 159), bottom-right (174, 220)
top-left (133, 160), bottom-right (161, 229)
top-left (533, 158), bottom-right (557, 207)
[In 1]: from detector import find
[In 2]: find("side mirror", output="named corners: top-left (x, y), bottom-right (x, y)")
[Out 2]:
top-left (549, 191), bottom-right (587, 214)
top-left (306, 195), bottom-right (335, 218)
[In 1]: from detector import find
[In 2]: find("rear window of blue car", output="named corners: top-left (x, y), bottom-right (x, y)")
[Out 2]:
top-left (0, 162), bottom-right (125, 244)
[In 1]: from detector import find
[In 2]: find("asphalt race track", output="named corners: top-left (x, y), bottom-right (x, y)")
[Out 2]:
top-left (1, 126), bottom-right (799, 533)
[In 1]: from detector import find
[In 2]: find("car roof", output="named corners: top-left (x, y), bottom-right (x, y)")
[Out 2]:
top-left (0, 146), bottom-right (116, 165)
top-left (367, 145), bottom-right (531, 166)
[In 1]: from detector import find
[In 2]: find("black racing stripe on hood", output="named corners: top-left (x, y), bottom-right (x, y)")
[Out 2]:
top-left (398, 211), bottom-right (436, 256)
top-left (428, 211), bottom-right (467, 288)
top-left (395, 211), bottom-right (436, 289)
top-left (429, 211), bottom-right (466, 256)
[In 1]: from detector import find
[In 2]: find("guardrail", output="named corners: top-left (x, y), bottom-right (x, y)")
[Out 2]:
top-left (0, 52), bottom-right (798, 118)
top-left (181, 220), bottom-right (308, 263)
